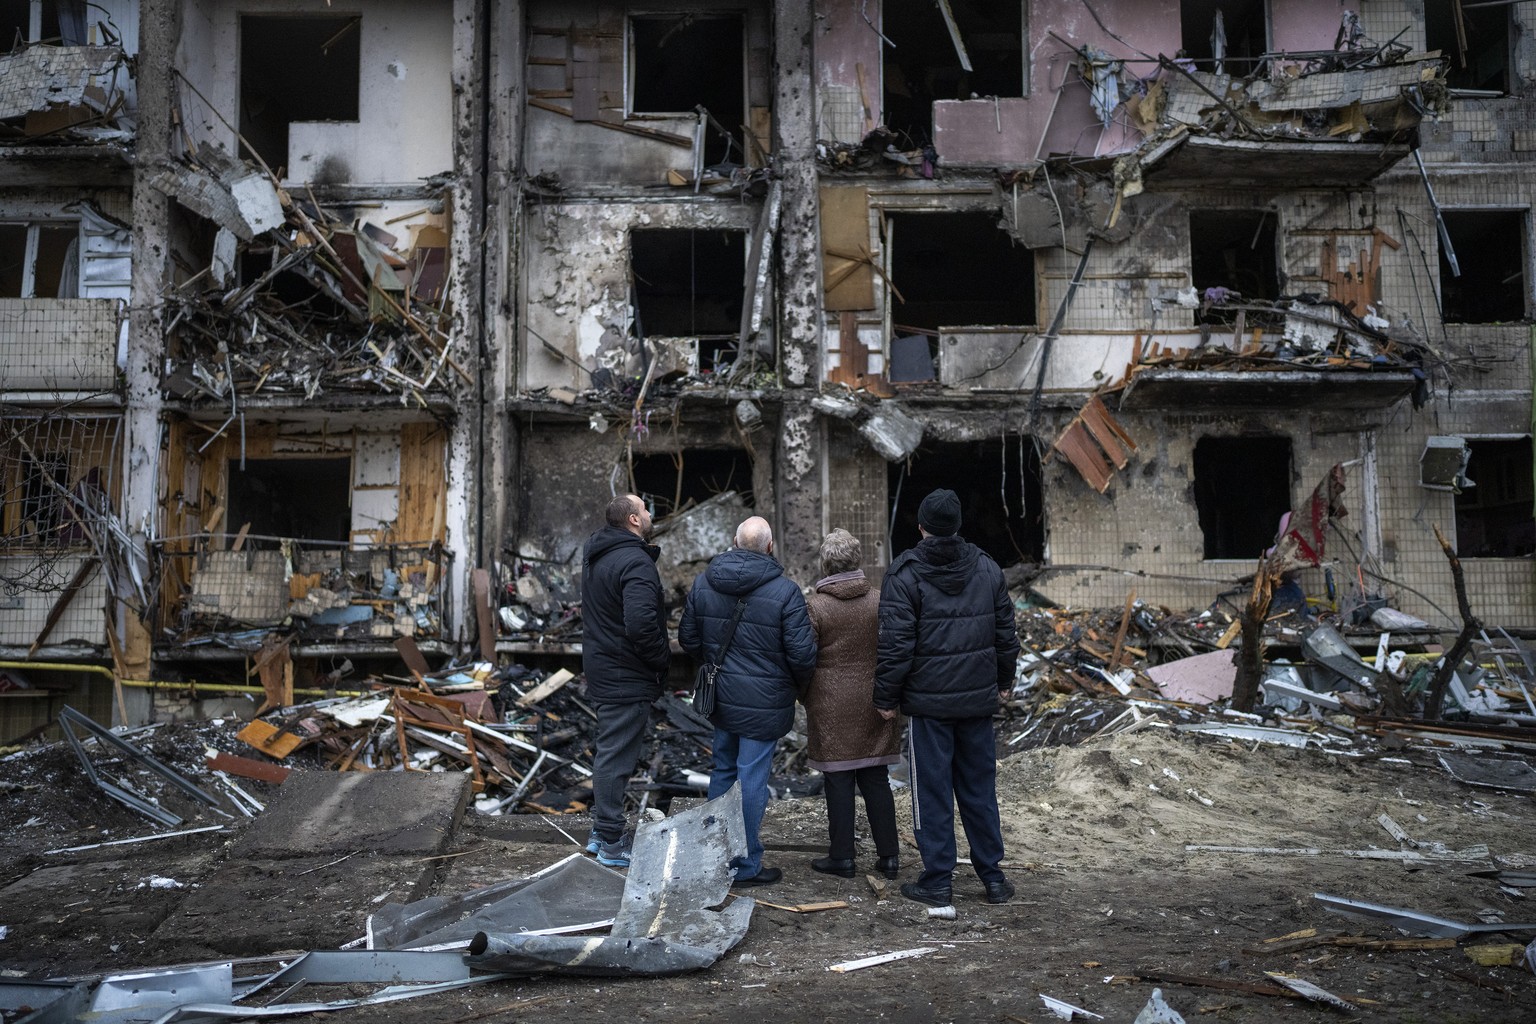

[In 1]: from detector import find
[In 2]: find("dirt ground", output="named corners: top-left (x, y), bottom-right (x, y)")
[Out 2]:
top-left (2, 722), bottom-right (1534, 1023)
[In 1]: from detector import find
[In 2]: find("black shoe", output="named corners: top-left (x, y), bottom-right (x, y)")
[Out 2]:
top-left (875, 855), bottom-right (900, 880)
top-left (812, 857), bottom-right (855, 878)
top-left (900, 881), bottom-right (952, 908)
top-left (734, 866), bottom-right (783, 887)
top-left (984, 878), bottom-right (1015, 905)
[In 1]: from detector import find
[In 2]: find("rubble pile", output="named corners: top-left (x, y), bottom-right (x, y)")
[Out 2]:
top-left (156, 146), bottom-right (457, 406)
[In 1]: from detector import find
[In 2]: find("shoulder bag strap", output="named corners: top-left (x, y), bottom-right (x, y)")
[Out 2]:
top-left (710, 598), bottom-right (748, 668)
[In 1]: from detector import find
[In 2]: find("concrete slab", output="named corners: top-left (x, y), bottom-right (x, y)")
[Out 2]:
top-left (150, 853), bottom-right (437, 957)
top-left (231, 770), bottom-right (471, 860)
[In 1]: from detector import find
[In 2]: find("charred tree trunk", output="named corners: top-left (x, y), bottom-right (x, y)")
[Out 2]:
top-left (1231, 562), bottom-right (1274, 713)
top-left (1422, 525), bottom-right (1481, 721)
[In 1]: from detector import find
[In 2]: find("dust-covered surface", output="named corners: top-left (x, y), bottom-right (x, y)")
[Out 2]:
top-left (1, 724), bottom-right (1533, 1022)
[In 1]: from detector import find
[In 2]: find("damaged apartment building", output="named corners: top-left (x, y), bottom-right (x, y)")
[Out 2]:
top-left (1, 0), bottom-right (1533, 732)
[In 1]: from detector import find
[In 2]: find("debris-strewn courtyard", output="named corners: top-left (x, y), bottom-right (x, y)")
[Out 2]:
top-left (2, 671), bottom-right (1532, 1022)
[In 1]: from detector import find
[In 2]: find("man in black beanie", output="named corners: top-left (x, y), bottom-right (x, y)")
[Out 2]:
top-left (874, 488), bottom-right (1020, 908)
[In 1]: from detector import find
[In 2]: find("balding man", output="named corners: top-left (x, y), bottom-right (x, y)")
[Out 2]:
top-left (581, 493), bottom-right (670, 868)
top-left (680, 516), bottom-right (816, 886)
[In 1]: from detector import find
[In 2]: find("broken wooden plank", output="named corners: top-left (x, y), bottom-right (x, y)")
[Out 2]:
top-left (395, 636), bottom-right (434, 678)
top-left (236, 718), bottom-right (307, 760)
top-left (473, 568), bottom-right (497, 662)
top-left (827, 947), bottom-right (936, 973)
top-left (1053, 420), bottom-right (1113, 493)
top-left (206, 750), bottom-right (292, 785)
top-left (753, 899), bottom-right (849, 914)
top-left (517, 668), bottom-right (575, 707)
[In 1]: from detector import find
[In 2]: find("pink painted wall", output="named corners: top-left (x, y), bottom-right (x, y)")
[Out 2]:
top-left (1271, 0), bottom-right (1354, 53)
top-left (814, 0), bottom-right (1356, 167)
top-left (935, 0), bottom-right (1181, 165)
top-left (815, 0), bottom-right (883, 126)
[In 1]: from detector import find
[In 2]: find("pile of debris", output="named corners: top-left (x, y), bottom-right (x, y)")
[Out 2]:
top-left (163, 540), bottom-right (453, 650)
top-left (155, 145), bottom-right (457, 406)
top-left (998, 596), bottom-right (1536, 790)
top-left (0, 33), bottom-right (134, 146)
top-left (220, 656), bottom-right (729, 818)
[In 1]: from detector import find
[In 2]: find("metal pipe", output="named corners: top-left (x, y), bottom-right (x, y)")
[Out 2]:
top-left (0, 661), bottom-right (363, 698)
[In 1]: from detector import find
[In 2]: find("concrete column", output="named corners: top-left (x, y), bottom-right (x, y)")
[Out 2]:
top-left (772, 0), bottom-right (824, 581)
top-left (120, 0), bottom-right (179, 691)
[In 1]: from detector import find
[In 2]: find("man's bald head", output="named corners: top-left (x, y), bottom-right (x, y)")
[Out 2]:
top-left (735, 516), bottom-right (774, 553)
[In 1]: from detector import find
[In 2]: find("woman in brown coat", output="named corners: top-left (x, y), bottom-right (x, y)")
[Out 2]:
top-left (803, 528), bottom-right (903, 879)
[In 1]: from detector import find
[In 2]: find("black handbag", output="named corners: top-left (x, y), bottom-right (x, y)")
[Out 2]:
top-left (693, 598), bottom-right (746, 717)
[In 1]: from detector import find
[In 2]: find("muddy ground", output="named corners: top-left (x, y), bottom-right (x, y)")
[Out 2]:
top-left (2, 723), bottom-right (1533, 1023)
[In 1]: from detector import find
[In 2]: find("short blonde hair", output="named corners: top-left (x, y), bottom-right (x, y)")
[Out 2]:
top-left (819, 528), bottom-right (862, 576)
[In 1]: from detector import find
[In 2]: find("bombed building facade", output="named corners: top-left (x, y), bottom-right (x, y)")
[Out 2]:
top-left (1, 0), bottom-right (1533, 731)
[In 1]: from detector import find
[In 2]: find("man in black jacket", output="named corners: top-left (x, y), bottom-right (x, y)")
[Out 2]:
top-left (581, 493), bottom-right (670, 868)
top-left (875, 489), bottom-right (1020, 907)
top-left (679, 515), bottom-right (816, 886)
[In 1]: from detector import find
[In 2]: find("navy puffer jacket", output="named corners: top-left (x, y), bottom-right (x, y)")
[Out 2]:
top-left (874, 535), bottom-right (1020, 719)
top-left (679, 548), bottom-right (817, 741)
top-left (580, 526), bottom-right (670, 704)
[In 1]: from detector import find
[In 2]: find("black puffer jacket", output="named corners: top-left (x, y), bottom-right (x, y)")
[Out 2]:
top-left (874, 535), bottom-right (1020, 719)
top-left (580, 526), bottom-right (670, 704)
top-left (679, 548), bottom-right (817, 741)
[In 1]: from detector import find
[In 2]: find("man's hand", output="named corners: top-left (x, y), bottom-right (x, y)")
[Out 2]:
top-left (876, 707), bottom-right (897, 721)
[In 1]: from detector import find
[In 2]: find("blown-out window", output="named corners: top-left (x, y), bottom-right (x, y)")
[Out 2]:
top-left (0, 221), bottom-right (79, 298)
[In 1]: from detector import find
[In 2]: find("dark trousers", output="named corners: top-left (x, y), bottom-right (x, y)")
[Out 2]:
top-left (823, 765), bottom-right (900, 861)
top-left (591, 700), bottom-right (650, 843)
top-left (908, 715), bottom-right (1006, 890)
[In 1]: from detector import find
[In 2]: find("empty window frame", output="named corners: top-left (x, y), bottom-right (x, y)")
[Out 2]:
top-left (239, 15), bottom-right (361, 176)
top-left (1189, 210), bottom-right (1279, 323)
top-left (629, 13), bottom-right (744, 166)
top-left (888, 436), bottom-right (1043, 566)
top-left (1439, 210), bottom-right (1527, 324)
top-left (1180, 0), bottom-right (1267, 74)
top-left (1454, 437), bottom-right (1534, 557)
top-left (631, 228), bottom-right (745, 369)
top-left (0, 0), bottom-right (89, 51)
top-left (1426, 1), bottom-right (1509, 94)
top-left (882, 0), bottom-right (1025, 146)
top-left (629, 448), bottom-right (753, 519)
top-left (1192, 436), bottom-right (1291, 559)
top-left (0, 221), bottom-right (78, 298)
top-left (226, 458), bottom-right (352, 543)
top-left (886, 211), bottom-right (1036, 336)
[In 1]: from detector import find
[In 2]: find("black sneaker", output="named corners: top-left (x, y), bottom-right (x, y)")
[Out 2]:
top-left (733, 866), bottom-right (782, 887)
top-left (984, 878), bottom-right (1015, 905)
top-left (900, 881), bottom-right (952, 907)
top-left (811, 857), bottom-right (855, 878)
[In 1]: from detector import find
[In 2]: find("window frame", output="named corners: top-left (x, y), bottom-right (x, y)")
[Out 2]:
top-left (1452, 433), bottom-right (1535, 559)
top-left (0, 219), bottom-right (81, 299)
top-left (625, 10), bottom-right (747, 119)
top-left (1437, 207), bottom-right (1531, 325)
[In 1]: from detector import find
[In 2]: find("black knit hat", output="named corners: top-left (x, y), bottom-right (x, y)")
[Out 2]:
top-left (917, 488), bottom-right (961, 536)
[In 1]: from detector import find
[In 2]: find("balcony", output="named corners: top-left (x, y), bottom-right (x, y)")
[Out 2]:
top-left (154, 536), bottom-right (454, 656)
top-left (0, 298), bottom-right (121, 398)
